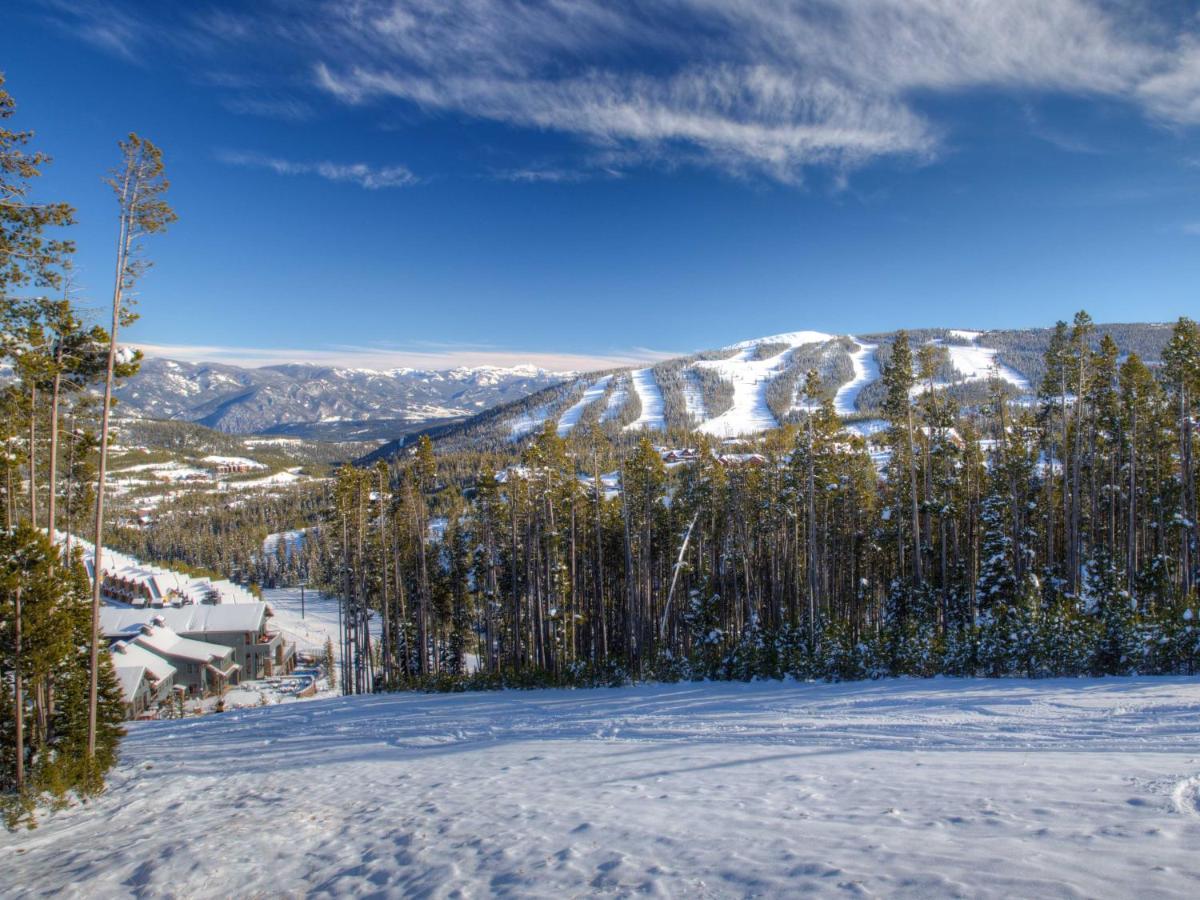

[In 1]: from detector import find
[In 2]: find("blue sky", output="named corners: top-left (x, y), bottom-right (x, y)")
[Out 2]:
top-left (4, 1), bottom-right (1200, 371)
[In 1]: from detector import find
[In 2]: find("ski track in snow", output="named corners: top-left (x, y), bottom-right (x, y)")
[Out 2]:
top-left (556, 375), bottom-right (612, 436)
top-left (943, 340), bottom-right (1031, 392)
top-left (6, 677), bottom-right (1200, 898)
top-left (508, 405), bottom-right (552, 441)
top-left (834, 336), bottom-right (880, 416)
top-left (624, 368), bottom-right (666, 431)
top-left (912, 333), bottom-right (1031, 397)
top-left (681, 370), bottom-right (708, 424)
top-left (599, 377), bottom-right (628, 424)
top-left (697, 334), bottom-right (833, 438)
top-left (263, 588), bottom-right (379, 661)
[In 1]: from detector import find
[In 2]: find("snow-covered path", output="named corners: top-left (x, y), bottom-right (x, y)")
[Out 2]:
top-left (834, 336), bottom-right (880, 416)
top-left (264, 587), bottom-right (379, 660)
top-left (6, 678), bottom-right (1200, 898)
top-left (944, 339), bottom-right (1031, 391)
top-left (556, 375), bottom-right (612, 436)
top-left (624, 368), bottom-right (666, 431)
top-left (599, 376), bottom-right (628, 424)
top-left (697, 332), bottom-right (834, 438)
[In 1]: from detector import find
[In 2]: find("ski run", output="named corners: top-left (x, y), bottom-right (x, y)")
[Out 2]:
top-left (528, 328), bottom-right (1036, 441)
top-left (4, 677), bottom-right (1199, 898)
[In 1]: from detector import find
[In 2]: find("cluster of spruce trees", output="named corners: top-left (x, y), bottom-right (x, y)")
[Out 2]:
top-left (0, 74), bottom-right (174, 823)
top-left (313, 313), bottom-right (1200, 693)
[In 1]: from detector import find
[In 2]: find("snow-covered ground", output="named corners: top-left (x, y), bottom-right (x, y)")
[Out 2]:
top-left (913, 332), bottom-right (1032, 396)
top-left (557, 375), bottom-right (612, 436)
top-left (200, 455), bottom-right (266, 469)
top-left (698, 333), bottom-right (833, 438)
top-left (943, 338), bottom-right (1031, 392)
top-left (681, 370), bottom-right (708, 423)
top-left (6, 677), bottom-right (1199, 897)
top-left (264, 587), bottom-right (378, 660)
top-left (509, 405), bottom-right (552, 441)
top-left (262, 528), bottom-right (307, 559)
top-left (834, 336), bottom-right (880, 416)
top-left (624, 368), bottom-right (667, 431)
top-left (600, 376), bottom-right (629, 424)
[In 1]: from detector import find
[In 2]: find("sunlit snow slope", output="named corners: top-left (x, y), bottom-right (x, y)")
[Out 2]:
top-left (5, 678), bottom-right (1200, 898)
top-left (696, 332), bottom-right (834, 438)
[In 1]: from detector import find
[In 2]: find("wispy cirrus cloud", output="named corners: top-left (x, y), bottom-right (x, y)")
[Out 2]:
top-left (304, 0), bottom-right (1200, 182)
top-left (131, 340), bottom-right (678, 373)
top-left (217, 150), bottom-right (418, 189)
top-left (220, 95), bottom-right (314, 123)
top-left (40, 1), bottom-right (1200, 183)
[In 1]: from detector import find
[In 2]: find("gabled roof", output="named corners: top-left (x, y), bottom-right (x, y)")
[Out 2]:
top-left (100, 603), bottom-right (268, 638)
top-left (131, 624), bottom-right (234, 665)
top-left (110, 640), bottom-right (177, 682)
top-left (113, 665), bottom-right (148, 704)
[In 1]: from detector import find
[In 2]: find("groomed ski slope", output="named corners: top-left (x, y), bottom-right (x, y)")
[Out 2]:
top-left (943, 339), bottom-right (1031, 391)
top-left (623, 368), bottom-right (666, 431)
top-left (834, 336), bottom-right (880, 416)
top-left (6, 677), bottom-right (1200, 898)
top-left (556, 375), bottom-right (612, 436)
top-left (697, 331), bottom-right (833, 438)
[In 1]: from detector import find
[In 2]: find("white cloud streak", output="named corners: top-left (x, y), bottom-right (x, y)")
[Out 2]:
top-left (218, 150), bottom-right (418, 189)
top-left (305, 0), bottom-right (1200, 181)
top-left (131, 341), bottom-right (678, 372)
top-left (43, 1), bottom-right (1200, 182)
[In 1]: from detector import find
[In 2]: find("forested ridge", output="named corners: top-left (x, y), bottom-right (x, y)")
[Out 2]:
top-left (302, 314), bottom-right (1200, 693)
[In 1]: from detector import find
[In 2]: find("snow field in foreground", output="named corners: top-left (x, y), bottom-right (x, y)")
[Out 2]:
top-left (4, 678), bottom-right (1200, 898)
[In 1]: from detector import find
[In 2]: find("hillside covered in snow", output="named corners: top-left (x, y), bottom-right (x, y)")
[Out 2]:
top-left (111, 358), bottom-right (571, 441)
top-left (381, 321), bottom-right (1173, 452)
top-left (4, 677), bottom-right (1199, 897)
top-left (109, 323), bottom-right (1173, 450)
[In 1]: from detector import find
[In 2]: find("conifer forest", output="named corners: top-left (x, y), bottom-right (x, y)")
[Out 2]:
top-left (313, 315), bottom-right (1200, 692)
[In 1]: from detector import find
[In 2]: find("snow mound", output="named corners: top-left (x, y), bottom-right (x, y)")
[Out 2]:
top-left (727, 330), bottom-right (836, 350)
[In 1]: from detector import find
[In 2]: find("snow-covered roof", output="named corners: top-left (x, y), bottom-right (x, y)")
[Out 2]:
top-left (110, 640), bottom-right (178, 682)
top-left (131, 624), bottom-right (235, 665)
top-left (101, 603), bottom-right (268, 638)
top-left (61, 534), bottom-right (260, 606)
top-left (113, 665), bottom-right (147, 704)
top-left (202, 455), bottom-right (266, 469)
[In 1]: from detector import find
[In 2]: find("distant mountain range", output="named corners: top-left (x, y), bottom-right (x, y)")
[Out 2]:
top-left (114, 322), bottom-right (1176, 448)
top-left (364, 321), bottom-right (1175, 456)
top-left (113, 358), bottom-right (571, 441)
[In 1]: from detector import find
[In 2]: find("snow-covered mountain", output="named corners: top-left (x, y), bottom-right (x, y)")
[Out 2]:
top-left (113, 358), bottom-right (571, 440)
top-left (411, 322), bottom-right (1173, 450)
top-left (114, 322), bottom-right (1173, 446)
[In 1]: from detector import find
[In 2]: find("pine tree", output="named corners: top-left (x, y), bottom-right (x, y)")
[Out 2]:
top-left (89, 134), bottom-right (175, 760)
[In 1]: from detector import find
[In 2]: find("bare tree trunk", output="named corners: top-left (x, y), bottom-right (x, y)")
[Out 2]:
top-left (89, 170), bottom-right (133, 760)
top-left (659, 512), bottom-right (699, 640)
top-left (28, 384), bottom-right (36, 528)
top-left (46, 358), bottom-right (62, 539)
top-left (14, 582), bottom-right (24, 792)
top-left (906, 403), bottom-right (923, 584)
